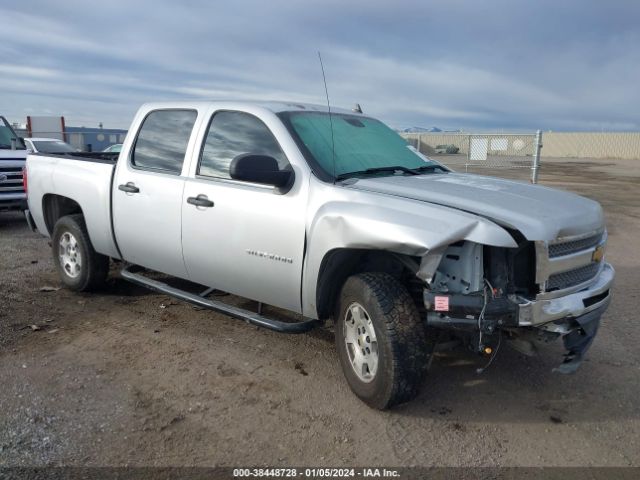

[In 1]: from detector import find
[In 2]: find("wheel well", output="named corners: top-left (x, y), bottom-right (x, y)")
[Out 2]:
top-left (42, 194), bottom-right (83, 235)
top-left (315, 249), bottom-right (423, 321)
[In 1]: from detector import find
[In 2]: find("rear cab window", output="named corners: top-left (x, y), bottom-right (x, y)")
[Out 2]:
top-left (131, 109), bottom-right (197, 174)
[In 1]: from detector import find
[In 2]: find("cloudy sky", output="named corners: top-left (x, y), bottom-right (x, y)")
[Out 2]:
top-left (1, 0), bottom-right (638, 131)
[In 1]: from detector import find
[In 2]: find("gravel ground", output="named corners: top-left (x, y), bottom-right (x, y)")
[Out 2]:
top-left (0, 158), bottom-right (639, 467)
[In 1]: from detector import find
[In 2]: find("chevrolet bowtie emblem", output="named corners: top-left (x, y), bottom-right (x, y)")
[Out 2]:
top-left (592, 245), bottom-right (605, 263)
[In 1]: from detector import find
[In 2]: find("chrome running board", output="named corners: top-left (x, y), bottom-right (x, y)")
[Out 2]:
top-left (121, 266), bottom-right (319, 334)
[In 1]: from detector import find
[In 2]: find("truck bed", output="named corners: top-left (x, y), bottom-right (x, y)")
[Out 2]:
top-left (26, 151), bottom-right (121, 258)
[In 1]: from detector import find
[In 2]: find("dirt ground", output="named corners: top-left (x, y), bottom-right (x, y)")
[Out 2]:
top-left (1, 157), bottom-right (639, 468)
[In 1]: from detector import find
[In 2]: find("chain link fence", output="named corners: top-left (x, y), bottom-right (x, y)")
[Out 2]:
top-left (404, 131), bottom-right (542, 183)
top-left (535, 131), bottom-right (640, 160)
top-left (404, 130), bottom-right (640, 184)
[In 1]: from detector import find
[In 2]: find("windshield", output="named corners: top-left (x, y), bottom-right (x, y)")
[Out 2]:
top-left (0, 117), bottom-right (25, 150)
top-left (33, 140), bottom-right (76, 153)
top-left (278, 111), bottom-right (442, 181)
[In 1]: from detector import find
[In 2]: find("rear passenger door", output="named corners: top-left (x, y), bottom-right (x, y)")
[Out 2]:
top-left (113, 109), bottom-right (198, 278)
top-left (181, 109), bottom-right (307, 313)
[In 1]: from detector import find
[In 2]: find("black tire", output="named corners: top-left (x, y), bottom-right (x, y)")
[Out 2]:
top-left (335, 272), bottom-right (427, 409)
top-left (51, 214), bottom-right (109, 291)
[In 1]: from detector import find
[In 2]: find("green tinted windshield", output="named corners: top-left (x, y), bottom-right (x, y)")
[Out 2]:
top-left (279, 111), bottom-right (438, 180)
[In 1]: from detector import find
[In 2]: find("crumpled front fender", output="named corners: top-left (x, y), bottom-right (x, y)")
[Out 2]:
top-left (301, 194), bottom-right (517, 318)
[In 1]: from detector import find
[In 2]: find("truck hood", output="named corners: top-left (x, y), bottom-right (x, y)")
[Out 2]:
top-left (345, 173), bottom-right (603, 241)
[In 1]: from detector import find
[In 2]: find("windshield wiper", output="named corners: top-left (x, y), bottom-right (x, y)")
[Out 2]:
top-left (409, 164), bottom-right (447, 173)
top-left (335, 165), bottom-right (419, 181)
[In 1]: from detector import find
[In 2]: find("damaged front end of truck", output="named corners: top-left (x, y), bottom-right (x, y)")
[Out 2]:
top-left (421, 229), bottom-right (614, 373)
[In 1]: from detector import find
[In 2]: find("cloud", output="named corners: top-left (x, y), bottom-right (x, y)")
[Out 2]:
top-left (0, 1), bottom-right (638, 131)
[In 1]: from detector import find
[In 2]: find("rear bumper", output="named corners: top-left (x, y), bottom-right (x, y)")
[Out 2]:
top-left (518, 262), bottom-right (614, 327)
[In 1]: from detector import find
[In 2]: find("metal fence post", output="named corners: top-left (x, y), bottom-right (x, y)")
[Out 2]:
top-left (417, 134), bottom-right (421, 154)
top-left (466, 134), bottom-right (471, 172)
top-left (531, 130), bottom-right (542, 184)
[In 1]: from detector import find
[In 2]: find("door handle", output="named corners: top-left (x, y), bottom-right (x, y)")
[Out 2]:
top-left (187, 194), bottom-right (214, 208)
top-left (118, 182), bottom-right (140, 194)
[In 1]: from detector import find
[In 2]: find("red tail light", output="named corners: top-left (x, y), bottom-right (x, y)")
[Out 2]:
top-left (22, 166), bottom-right (28, 194)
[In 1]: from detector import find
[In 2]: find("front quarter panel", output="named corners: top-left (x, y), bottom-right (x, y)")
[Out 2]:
top-left (302, 178), bottom-right (517, 318)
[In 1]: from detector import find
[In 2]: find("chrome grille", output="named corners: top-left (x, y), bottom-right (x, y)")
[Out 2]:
top-left (548, 233), bottom-right (603, 258)
top-left (547, 263), bottom-right (601, 291)
top-left (0, 166), bottom-right (24, 193)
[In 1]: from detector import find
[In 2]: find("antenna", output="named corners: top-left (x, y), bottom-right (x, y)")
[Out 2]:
top-left (318, 51), bottom-right (336, 183)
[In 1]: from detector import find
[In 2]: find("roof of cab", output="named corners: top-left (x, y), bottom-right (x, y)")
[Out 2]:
top-left (250, 101), bottom-right (359, 115)
top-left (138, 100), bottom-right (362, 116)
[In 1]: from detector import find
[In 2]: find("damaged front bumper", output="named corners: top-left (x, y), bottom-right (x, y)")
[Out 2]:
top-left (423, 262), bottom-right (614, 372)
top-left (520, 262), bottom-right (613, 373)
top-left (518, 262), bottom-right (614, 327)
top-left (424, 262), bottom-right (614, 328)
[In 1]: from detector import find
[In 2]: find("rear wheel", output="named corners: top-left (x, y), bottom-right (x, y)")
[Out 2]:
top-left (335, 272), bottom-right (427, 409)
top-left (52, 214), bottom-right (109, 291)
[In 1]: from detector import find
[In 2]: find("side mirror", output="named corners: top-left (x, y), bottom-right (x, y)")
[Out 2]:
top-left (229, 154), bottom-right (294, 191)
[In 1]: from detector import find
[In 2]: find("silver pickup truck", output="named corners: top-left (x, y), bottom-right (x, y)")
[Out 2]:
top-left (25, 101), bottom-right (614, 409)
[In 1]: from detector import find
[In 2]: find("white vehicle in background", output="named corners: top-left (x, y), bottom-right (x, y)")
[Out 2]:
top-left (0, 116), bottom-right (27, 212)
top-left (102, 144), bottom-right (122, 153)
top-left (24, 138), bottom-right (79, 154)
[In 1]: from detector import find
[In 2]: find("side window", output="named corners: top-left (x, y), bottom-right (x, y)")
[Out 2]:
top-left (131, 109), bottom-right (197, 173)
top-left (199, 111), bottom-right (288, 180)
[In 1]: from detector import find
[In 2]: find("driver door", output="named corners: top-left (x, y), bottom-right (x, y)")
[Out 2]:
top-left (181, 109), bottom-right (307, 313)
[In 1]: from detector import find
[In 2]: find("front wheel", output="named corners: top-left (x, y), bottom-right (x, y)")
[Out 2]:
top-left (52, 214), bottom-right (109, 291)
top-left (335, 273), bottom-right (427, 409)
